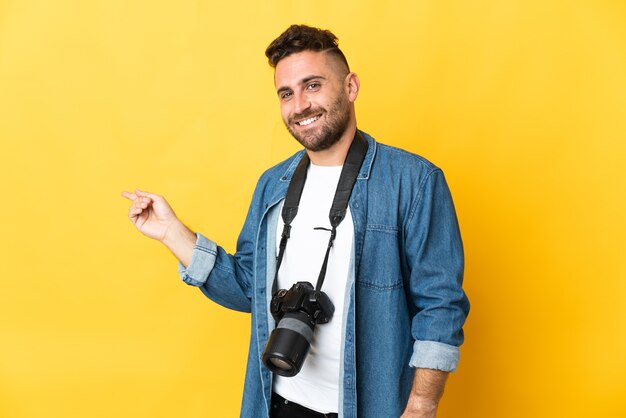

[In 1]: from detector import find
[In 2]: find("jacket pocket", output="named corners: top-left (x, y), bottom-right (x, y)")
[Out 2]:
top-left (357, 225), bottom-right (403, 290)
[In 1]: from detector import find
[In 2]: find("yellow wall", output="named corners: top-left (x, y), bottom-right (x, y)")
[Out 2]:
top-left (1, 1), bottom-right (624, 417)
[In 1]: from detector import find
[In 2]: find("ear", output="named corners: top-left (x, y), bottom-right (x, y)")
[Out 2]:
top-left (345, 72), bottom-right (360, 103)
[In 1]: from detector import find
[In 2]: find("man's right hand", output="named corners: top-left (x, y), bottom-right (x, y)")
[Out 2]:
top-left (121, 189), bottom-right (197, 267)
top-left (121, 189), bottom-right (178, 241)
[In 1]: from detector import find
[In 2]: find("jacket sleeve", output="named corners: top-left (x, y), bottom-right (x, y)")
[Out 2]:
top-left (177, 177), bottom-right (268, 313)
top-left (403, 169), bottom-right (470, 372)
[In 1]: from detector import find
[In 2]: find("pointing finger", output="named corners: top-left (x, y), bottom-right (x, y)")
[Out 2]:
top-left (121, 191), bottom-right (137, 201)
top-left (135, 189), bottom-right (161, 200)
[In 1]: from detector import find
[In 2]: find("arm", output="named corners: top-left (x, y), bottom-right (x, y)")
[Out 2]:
top-left (402, 169), bottom-right (470, 415)
top-left (122, 182), bottom-right (260, 312)
top-left (122, 185), bottom-right (257, 312)
top-left (401, 369), bottom-right (448, 418)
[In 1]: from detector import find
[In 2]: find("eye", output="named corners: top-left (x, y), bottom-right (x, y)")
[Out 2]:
top-left (279, 91), bottom-right (293, 101)
top-left (306, 82), bottom-right (321, 91)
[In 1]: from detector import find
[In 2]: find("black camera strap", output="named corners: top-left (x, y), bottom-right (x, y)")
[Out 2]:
top-left (273, 131), bottom-right (368, 293)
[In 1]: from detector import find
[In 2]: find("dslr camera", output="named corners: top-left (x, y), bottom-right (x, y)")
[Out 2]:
top-left (261, 281), bottom-right (334, 376)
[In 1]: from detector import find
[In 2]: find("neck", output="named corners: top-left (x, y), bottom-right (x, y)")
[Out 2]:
top-left (306, 122), bottom-right (358, 166)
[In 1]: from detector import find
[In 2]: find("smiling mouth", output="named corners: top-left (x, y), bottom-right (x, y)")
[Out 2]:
top-left (295, 114), bottom-right (322, 126)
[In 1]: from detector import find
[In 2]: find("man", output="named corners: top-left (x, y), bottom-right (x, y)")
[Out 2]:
top-left (123, 25), bottom-right (469, 418)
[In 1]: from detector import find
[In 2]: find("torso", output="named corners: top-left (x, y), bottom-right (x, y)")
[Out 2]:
top-left (272, 163), bottom-right (353, 414)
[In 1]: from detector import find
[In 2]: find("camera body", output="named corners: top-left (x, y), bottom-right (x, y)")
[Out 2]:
top-left (270, 281), bottom-right (334, 325)
top-left (262, 281), bottom-right (335, 376)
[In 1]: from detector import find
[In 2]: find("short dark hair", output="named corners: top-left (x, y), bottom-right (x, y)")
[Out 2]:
top-left (265, 24), bottom-right (350, 71)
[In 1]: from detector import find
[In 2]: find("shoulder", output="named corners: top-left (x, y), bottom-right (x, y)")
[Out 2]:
top-left (377, 142), bottom-right (439, 171)
top-left (362, 131), bottom-right (442, 184)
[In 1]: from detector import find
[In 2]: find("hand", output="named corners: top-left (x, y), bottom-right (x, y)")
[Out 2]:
top-left (121, 189), bottom-right (179, 242)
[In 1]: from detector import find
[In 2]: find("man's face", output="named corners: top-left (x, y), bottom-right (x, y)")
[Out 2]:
top-left (274, 50), bottom-right (352, 152)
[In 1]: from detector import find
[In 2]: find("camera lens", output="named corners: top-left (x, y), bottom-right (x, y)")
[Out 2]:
top-left (262, 311), bottom-right (314, 377)
top-left (269, 357), bottom-right (292, 371)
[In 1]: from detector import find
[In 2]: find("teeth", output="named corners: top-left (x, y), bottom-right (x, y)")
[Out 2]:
top-left (297, 115), bottom-right (320, 126)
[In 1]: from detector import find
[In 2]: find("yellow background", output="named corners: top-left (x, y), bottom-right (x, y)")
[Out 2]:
top-left (1, 1), bottom-right (625, 417)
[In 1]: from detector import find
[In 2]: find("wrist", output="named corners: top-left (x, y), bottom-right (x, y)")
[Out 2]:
top-left (162, 220), bottom-right (195, 248)
top-left (405, 396), bottom-right (439, 413)
top-left (162, 221), bottom-right (197, 268)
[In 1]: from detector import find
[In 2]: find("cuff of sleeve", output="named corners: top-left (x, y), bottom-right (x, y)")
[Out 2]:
top-left (409, 340), bottom-right (460, 372)
top-left (177, 233), bottom-right (218, 287)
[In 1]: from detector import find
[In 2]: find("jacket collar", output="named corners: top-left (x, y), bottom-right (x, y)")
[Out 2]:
top-left (278, 129), bottom-right (377, 183)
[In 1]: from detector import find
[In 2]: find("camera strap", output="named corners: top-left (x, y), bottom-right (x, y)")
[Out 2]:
top-left (273, 131), bottom-right (368, 293)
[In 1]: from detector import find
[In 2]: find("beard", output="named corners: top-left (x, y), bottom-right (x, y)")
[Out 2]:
top-left (285, 94), bottom-right (351, 152)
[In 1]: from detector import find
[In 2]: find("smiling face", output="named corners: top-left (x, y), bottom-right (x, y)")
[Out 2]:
top-left (274, 50), bottom-right (357, 153)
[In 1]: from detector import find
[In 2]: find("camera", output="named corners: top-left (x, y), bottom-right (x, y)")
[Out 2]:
top-left (261, 281), bottom-right (335, 377)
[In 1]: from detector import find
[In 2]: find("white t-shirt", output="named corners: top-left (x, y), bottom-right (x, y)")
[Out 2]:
top-left (273, 163), bottom-right (353, 414)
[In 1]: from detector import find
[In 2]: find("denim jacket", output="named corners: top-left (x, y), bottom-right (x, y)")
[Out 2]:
top-left (178, 131), bottom-right (470, 418)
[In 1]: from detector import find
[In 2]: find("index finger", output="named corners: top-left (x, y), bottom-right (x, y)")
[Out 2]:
top-left (121, 191), bottom-right (137, 201)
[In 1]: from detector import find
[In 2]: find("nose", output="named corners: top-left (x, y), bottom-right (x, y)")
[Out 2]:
top-left (293, 92), bottom-right (311, 115)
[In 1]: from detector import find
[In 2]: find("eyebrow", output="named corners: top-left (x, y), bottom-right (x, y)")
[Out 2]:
top-left (276, 75), bottom-right (327, 95)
